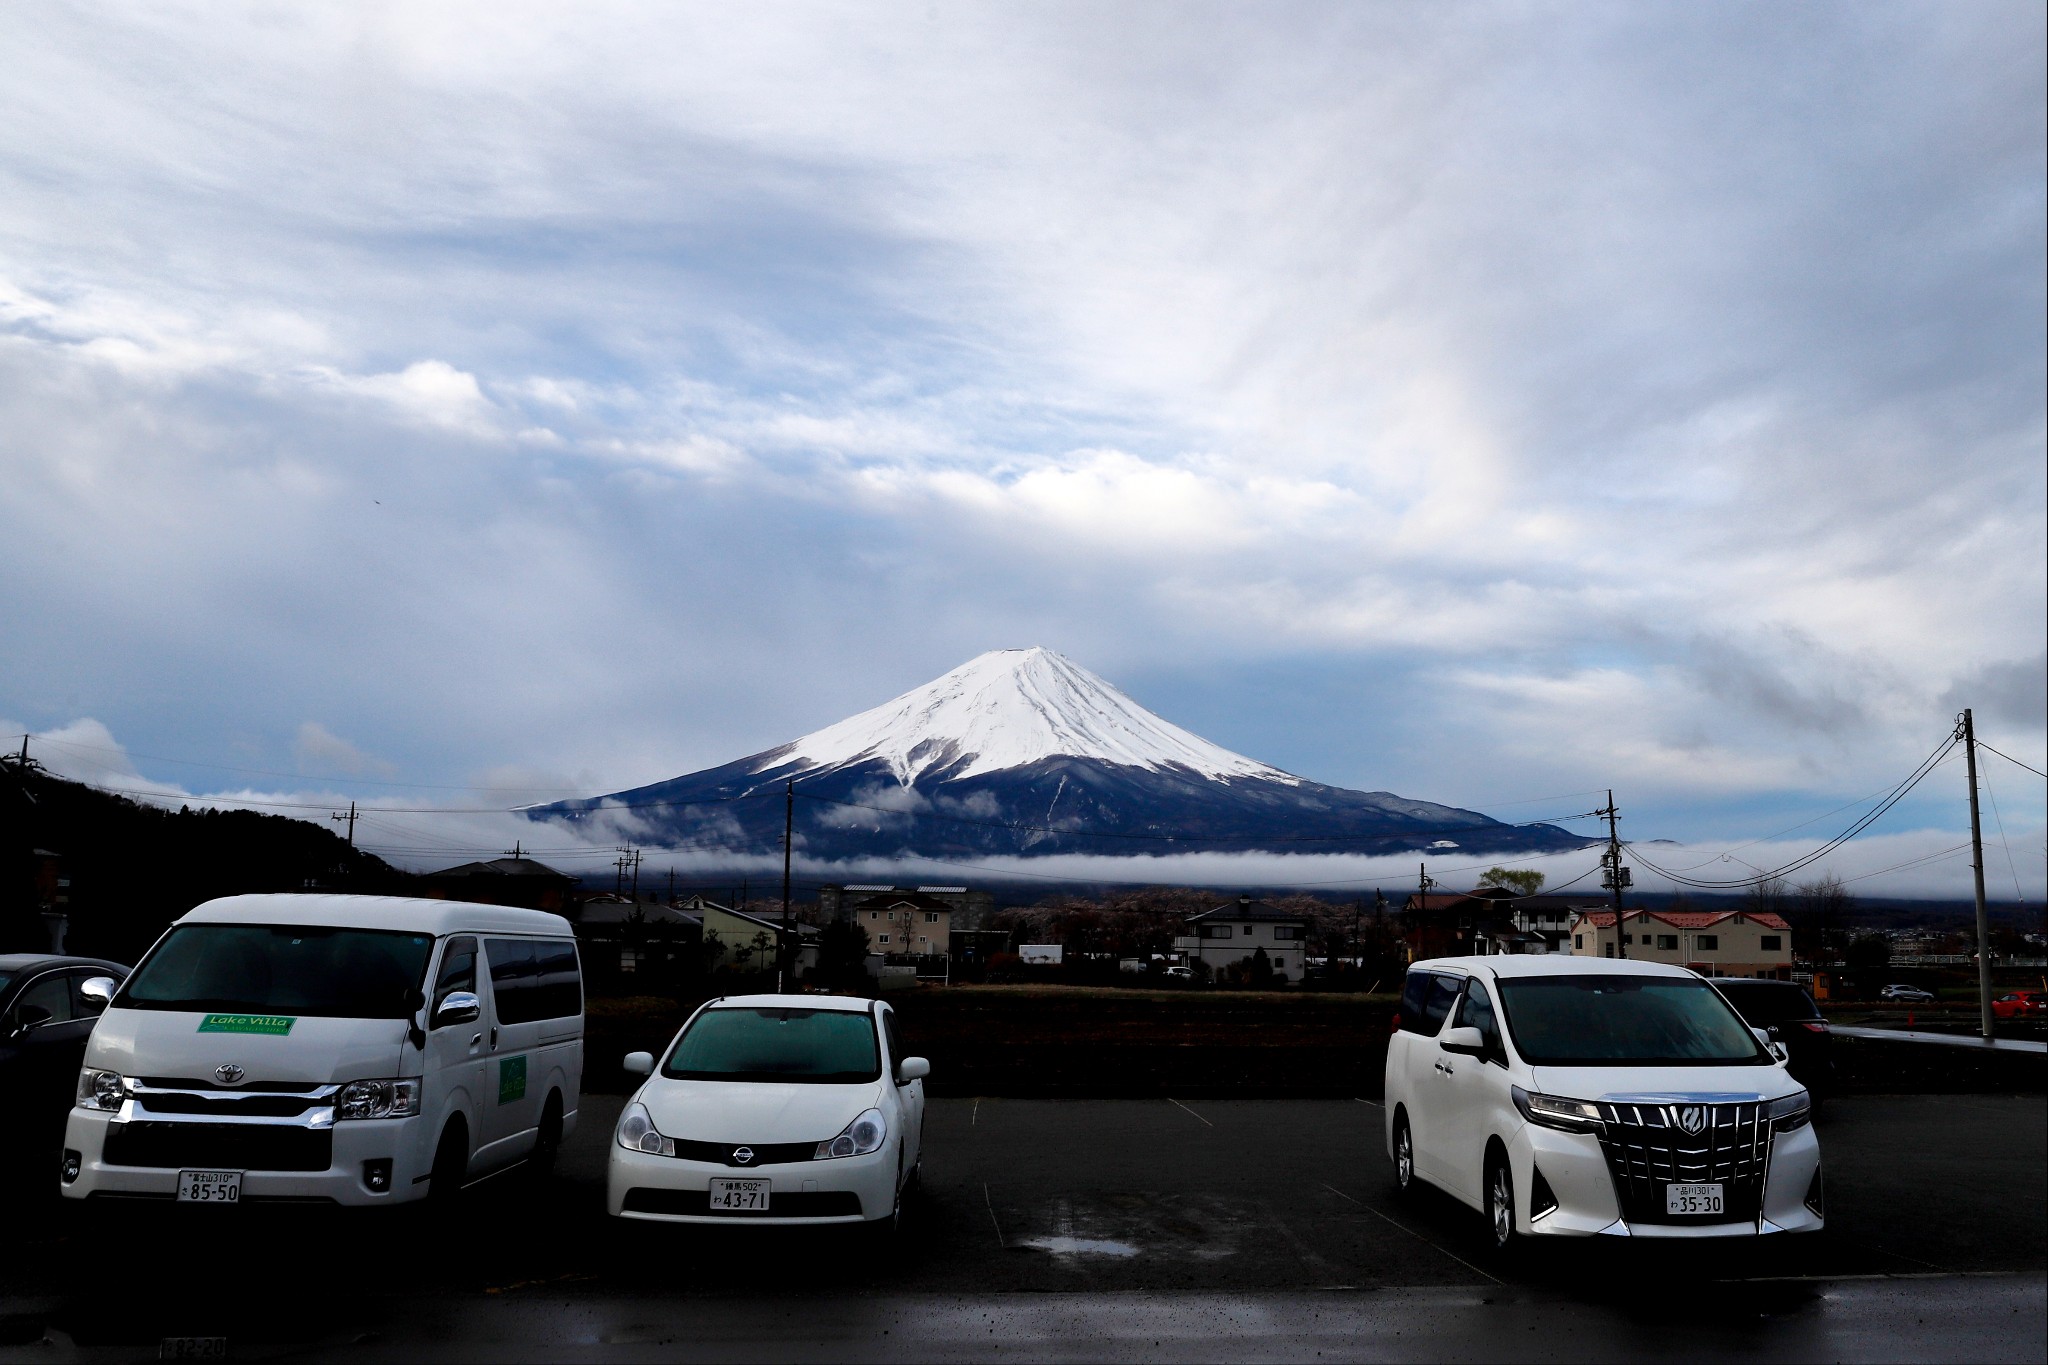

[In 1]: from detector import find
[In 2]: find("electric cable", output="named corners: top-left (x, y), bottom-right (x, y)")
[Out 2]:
top-left (1976, 740), bottom-right (2047, 781)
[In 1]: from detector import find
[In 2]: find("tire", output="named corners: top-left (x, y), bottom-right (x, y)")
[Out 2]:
top-left (427, 1122), bottom-right (468, 1206)
top-left (1485, 1150), bottom-right (1519, 1256)
top-left (531, 1093), bottom-right (563, 1180)
top-left (1391, 1110), bottom-right (1416, 1197)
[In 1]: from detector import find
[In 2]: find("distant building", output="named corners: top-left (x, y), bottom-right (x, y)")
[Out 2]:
top-left (839, 889), bottom-right (954, 956)
top-left (700, 900), bottom-right (820, 975)
top-left (1569, 909), bottom-right (1793, 979)
top-left (817, 883), bottom-right (994, 930)
top-left (574, 894), bottom-right (702, 976)
top-left (1400, 887), bottom-right (1606, 960)
top-left (1175, 896), bottom-right (1310, 982)
top-left (420, 855), bottom-right (575, 913)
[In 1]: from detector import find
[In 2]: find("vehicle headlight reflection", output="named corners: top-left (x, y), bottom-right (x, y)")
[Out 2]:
top-left (815, 1108), bottom-right (887, 1160)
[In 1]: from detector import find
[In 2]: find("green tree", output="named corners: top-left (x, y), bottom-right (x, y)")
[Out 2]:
top-left (814, 917), bottom-right (873, 991)
top-left (1478, 867), bottom-right (1546, 897)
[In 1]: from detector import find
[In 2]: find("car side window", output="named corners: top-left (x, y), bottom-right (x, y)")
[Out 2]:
top-left (8, 973), bottom-right (72, 1031)
top-left (435, 936), bottom-right (478, 1006)
top-left (1421, 975), bottom-right (1462, 1035)
top-left (1456, 980), bottom-right (1506, 1063)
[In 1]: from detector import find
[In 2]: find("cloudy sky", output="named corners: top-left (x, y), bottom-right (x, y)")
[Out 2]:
top-left (3, 2), bottom-right (2042, 895)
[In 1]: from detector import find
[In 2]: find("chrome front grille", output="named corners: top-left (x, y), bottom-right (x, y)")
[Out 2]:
top-left (1595, 1099), bottom-right (1773, 1224)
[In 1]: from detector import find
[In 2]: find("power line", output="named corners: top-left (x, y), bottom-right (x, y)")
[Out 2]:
top-left (1628, 729), bottom-right (1961, 890)
top-left (1976, 740), bottom-right (2047, 781)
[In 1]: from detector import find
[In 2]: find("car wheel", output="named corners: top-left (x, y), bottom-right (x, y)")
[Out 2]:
top-left (1486, 1150), bottom-right (1519, 1255)
top-left (1392, 1110), bottom-right (1416, 1196)
top-left (531, 1092), bottom-right (563, 1180)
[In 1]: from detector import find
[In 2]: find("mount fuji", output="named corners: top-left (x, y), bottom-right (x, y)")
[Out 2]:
top-left (528, 648), bottom-right (1590, 860)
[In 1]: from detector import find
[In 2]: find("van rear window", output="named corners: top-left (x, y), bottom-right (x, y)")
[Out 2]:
top-left (484, 938), bottom-right (582, 1024)
top-left (1399, 971), bottom-right (1462, 1035)
top-left (119, 925), bottom-right (432, 1019)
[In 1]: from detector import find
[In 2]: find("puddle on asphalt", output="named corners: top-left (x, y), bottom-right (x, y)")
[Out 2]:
top-left (1015, 1236), bottom-right (1140, 1258)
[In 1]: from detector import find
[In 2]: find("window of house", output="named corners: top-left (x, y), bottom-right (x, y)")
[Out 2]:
top-left (1761, 935), bottom-right (1782, 951)
top-left (878, 934), bottom-right (890, 945)
top-left (1604, 943), bottom-right (1615, 958)
top-left (1200, 924), bottom-right (1234, 939)
top-left (925, 912), bottom-right (939, 923)
top-left (1697, 935), bottom-right (1718, 950)
top-left (1657, 935), bottom-right (1678, 950)
top-left (1272, 926), bottom-right (1301, 941)
top-left (1574, 934), bottom-right (1584, 950)
top-left (1622, 933), bottom-right (1633, 944)
top-left (919, 936), bottom-right (928, 944)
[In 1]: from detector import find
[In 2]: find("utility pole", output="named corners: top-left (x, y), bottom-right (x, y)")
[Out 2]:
top-left (629, 849), bottom-right (642, 901)
top-left (780, 779), bottom-right (795, 991)
top-left (1600, 791), bottom-right (1631, 958)
top-left (1961, 710), bottom-right (1995, 1040)
top-left (331, 801), bottom-right (357, 848)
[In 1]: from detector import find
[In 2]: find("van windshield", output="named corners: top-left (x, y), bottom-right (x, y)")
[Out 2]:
top-left (664, 1007), bottom-right (880, 1084)
top-left (119, 924), bottom-right (433, 1020)
top-left (1497, 975), bottom-right (1769, 1066)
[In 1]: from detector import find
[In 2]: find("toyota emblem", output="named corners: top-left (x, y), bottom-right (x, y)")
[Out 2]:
top-left (732, 1147), bottom-right (754, 1165)
top-left (214, 1063), bottom-right (246, 1085)
top-left (1676, 1105), bottom-right (1707, 1136)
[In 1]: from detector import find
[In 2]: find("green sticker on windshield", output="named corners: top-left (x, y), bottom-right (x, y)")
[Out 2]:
top-left (198, 1013), bottom-right (296, 1036)
top-left (498, 1055), bottom-right (526, 1104)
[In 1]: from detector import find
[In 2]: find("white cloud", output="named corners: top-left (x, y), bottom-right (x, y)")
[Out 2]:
top-left (292, 722), bottom-right (397, 779)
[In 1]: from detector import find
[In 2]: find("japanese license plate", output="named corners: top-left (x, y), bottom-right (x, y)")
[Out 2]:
top-left (175, 1170), bottom-right (242, 1204)
top-left (1665, 1182), bottom-right (1724, 1216)
top-left (708, 1178), bottom-right (769, 1211)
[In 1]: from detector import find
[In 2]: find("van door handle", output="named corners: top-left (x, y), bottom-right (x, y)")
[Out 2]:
top-left (1434, 1060), bottom-right (1453, 1076)
top-left (470, 1033), bottom-right (483, 1048)
top-left (490, 1027), bottom-right (499, 1050)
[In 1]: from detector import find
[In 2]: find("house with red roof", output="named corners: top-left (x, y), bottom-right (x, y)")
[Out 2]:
top-left (1569, 908), bottom-right (1793, 979)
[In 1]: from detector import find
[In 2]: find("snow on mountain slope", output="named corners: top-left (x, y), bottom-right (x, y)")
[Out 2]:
top-left (763, 647), bottom-right (1300, 787)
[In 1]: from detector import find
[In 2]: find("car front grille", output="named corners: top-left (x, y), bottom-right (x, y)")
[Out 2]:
top-left (102, 1122), bottom-right (334, 1172)
top-left (132, 1092), bottom-right (326, 1118)
top-left (621, 1188), bottom-right (863, 1218)
top-left (1595, 1100), bottom-right (1773, 1225)
top-left (667, 1139), bottom-right (823, 1167)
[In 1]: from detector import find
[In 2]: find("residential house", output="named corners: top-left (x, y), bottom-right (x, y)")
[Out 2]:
top-left (1569, 909), bottom-right (1793, 978)
top-left (842, 889), bottom-right (954, 957)
top-left (818, 883), bottom-right (994, 930)
top-left (699, 900), bottom-right (820, 976)
top-left (574, 895), bottom-right (702, 977)
top-left (1401, 887), bottom-right (1606, 959)
top-left (420, 855), bottom-right (575, 914)
top-left (1175, 896), bottom-right (1311, 982)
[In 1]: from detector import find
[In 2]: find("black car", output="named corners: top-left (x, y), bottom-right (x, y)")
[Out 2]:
top-left (1712, 977), bottom-right (1835, 1100)
top-left (0, 954), bottom-right (130, 1160)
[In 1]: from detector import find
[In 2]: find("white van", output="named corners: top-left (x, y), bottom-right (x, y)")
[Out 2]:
top-left (61, 894), bottom-right (583, 1206)
top-left (1385, 955), bottom-right (1822, 1248)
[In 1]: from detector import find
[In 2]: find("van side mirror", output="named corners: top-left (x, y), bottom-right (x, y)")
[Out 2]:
top-left (1439, 1025), bottom-right (1486, 1056)
top-left (1751, 1026), bottom-right (1772, 1052)
top-left (79, 976), bottom-right (118, 1014)
top-left (896, 1056), bottom-right (930, 1084)
top-left (623, 1051), bottom-right (654, 1076)
top-left (433, 991), bottom-right (482, 1029)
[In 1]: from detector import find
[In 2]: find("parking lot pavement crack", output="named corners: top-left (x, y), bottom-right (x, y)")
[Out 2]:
top-left (1320, 1181), bottom-right (1504, 1287)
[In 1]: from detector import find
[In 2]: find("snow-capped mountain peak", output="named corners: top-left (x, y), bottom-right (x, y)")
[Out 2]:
top-left (762, 647), bottom-right (1300, 786)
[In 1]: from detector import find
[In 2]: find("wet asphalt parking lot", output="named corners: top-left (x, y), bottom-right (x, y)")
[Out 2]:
top-left (1, 1091), bottom-right (2041, 1361)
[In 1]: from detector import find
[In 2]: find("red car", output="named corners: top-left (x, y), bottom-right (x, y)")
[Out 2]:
top-left (1991, 991), bottom-right (2046, 1021)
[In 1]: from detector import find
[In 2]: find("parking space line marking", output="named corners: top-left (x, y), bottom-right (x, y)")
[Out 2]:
top-left (1320, 1181), bottom-right (1503, 1287)
top-left (972, 1098), bottom-right (980, 1126)
top-left (982, 1183), bottom-right (1005, 1249)
top-left (1167, 1098), bottom-right (1213, 1127)
top-left (1353, 1098), bottom-right (1382, 1108)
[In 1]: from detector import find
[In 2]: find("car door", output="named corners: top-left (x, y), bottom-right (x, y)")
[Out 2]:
top-left (479, 938), bottom-right (545, 1163)
top-left (5, 971), bottom-right (93, 1120)
top-left (1408, 971), bottom-right (1467, 1185)
top-left (879, 1005), bottom-right (923, 1177)
top-left (424, 936), bottom-right (489, 1171)
top-left (1433, 975), bottom-right (1512, 1207)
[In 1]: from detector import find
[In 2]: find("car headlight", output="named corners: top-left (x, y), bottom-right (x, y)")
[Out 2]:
top-left (1767, 1092), bottom-right (1811, 1133)
top-left (77, 1069), bottom-right (127, 1112)
top-left (337, 1078), bottom-right (422, 1120)
top-left (616, 1101), bottom-right (674, 1156)
top-left (815, 1108), bottom-right (888, 1160)
top-left (1512, 1086), bottom-right (1604, 1133)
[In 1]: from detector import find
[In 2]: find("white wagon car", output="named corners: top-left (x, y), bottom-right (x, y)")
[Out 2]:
top-left (608, 994), bottom-right (926, 1229)
top-left (1385, 956), bottom-right (1823, 1249)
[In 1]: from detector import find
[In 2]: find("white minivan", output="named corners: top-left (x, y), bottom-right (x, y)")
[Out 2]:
top-left (62, 893), bottom-right (583, 1206)
top-left (1385, 955), bottom-right (1823, 1249)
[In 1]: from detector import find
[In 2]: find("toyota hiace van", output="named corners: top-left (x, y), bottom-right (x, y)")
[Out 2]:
top-left (62, 894), bottom-right (583, 1206)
